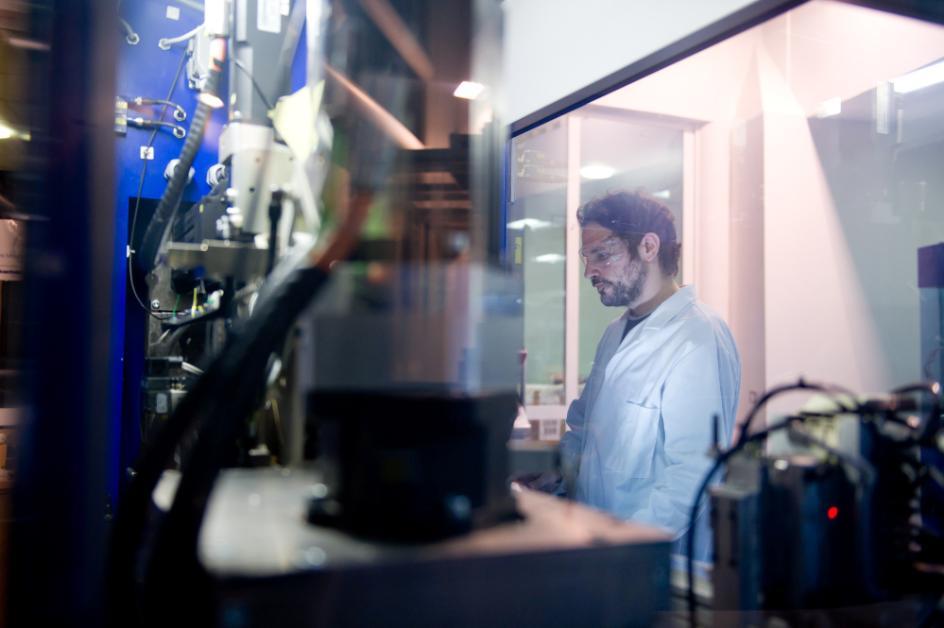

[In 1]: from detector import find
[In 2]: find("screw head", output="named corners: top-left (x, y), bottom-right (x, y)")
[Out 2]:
top-left (150, 299), bottom-right (161, 310)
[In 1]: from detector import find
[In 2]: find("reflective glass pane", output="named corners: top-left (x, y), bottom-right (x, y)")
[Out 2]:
top-left (576, 112), bottom-right (684, 385)
top-left (591, 0), bottom-right (944, 424)
top-left (508, 117), bottom-right (567, 406)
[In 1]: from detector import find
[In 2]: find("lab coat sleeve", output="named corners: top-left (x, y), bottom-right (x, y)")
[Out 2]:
top-left (560, 325), bottom-right (613, 487)
top-left (560, 382), bottom-right (589, 485)
top-left (628, 341), bottom-right (723, 537)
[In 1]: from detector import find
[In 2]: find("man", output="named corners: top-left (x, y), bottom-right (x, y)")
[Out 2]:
top-left (559, 191), bottom-right (740, 560)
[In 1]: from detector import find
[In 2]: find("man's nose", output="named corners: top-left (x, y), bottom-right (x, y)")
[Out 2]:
top-left (583, 263), bottom-right (596, 280)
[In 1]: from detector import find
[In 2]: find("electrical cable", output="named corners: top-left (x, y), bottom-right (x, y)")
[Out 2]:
top-left (685, 415), bottom-right (844, 626)
top-left (119, 18), bottom-right (140, 45)
top-left (233, 57), bottom-right (275, 111)
top-left (117, 0), bottom-right (140, 45)
top-left (890, 381), bottom-right (942, 442)
top-left (686, 381), bottom-right (866, 627)
top-left (142, 192), bottom-right (370, 624)
top-left (265, 191), bottom-right (283, 275)
top-left (127, 49), bottom-right (189, 322)
top-left (134, 97), bottom-right (187, 121)
top-left (786, 422), bottom-right (877, 482)
top-left (108, 8), bottom-right (315, 622)
top-left (683, 378), bottom-right (943, 626)
top-left (135, 39), bottom-right (225, 274)
top-left (158, 23), bottom-right (203, 50)
top-left (735, 378), bottom-right (857, 446)
top-left (128, 117), bottom-right (186, 138)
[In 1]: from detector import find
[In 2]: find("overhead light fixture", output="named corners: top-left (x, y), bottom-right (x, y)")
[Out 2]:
top-left (652, 189), bottom-right (671, 200)
top-left (534, 253), bottom-right (565, 264)
top-left (815, 96), bottom-right (842, 118)
top-left (580, 163), bottom-right (615, 180)
top-left (0, 121), bottom-right (27, 141)
top-left (198, 91), bottom-right (225, 109)
top-left (892, 60), bottom-right (944, 94)
top-left (507, 218), bottom-right (553, 230)
top-left (5, 36), bottom-right (50, 52)
top-left (453, 81), bottom-right (485, 100)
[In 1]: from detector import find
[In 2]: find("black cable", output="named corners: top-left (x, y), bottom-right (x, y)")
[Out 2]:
top-left (233, 57), bottom-right (275, 111)
top-left (685, 419), bottom-right (799, 627)
top-left (128, 117), bottom-right (186, 138)
top-left (231, 0), bottom-right (305, 249)
top-left (736, 378), bottom-right (857, 446)
top-left (891, 381), bottom-right (942, 442)
top-left (127, 49), bottom-right (189, 321)
top-left (787, 423), bottom-right (877, 482)
top-left (686, 381), bottom-right (863, 627)
top-left (134, 97), bottom-right (187, 121)
top-left (142, 265), bottom-right (330, 624)
top-left (109, 14), bottom-right (311, 623)
top-left (135, 56), bottom-right (222, 274)
top-left (265, 190), bottom-right (284, 275)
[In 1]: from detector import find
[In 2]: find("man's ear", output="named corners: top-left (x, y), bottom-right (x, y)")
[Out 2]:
top-left (637, 232), bottom-right (661, 263)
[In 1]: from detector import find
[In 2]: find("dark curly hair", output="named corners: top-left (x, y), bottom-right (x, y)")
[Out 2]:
top-left (576, 191), bottom-right (681, 277)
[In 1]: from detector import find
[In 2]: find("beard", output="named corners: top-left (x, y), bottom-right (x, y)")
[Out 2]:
top-left (593, 258), bottom-right (647, 307)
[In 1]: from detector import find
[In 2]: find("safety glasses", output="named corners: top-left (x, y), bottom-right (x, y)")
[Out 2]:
top-left (580, 236), bottom-right (627, 268)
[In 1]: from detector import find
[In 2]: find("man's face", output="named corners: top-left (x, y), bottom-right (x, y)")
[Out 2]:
top-left (580, 223), bottom-right (647, 307)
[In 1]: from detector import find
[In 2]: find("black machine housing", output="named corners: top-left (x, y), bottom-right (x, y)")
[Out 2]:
top-left (306, 389), bottom-right (519, 542)
top-left (712, 407), bottom-right (942, 614)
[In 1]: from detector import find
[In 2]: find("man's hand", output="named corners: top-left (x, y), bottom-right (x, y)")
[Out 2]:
top-left (510, 470), bottom-right (565, 495)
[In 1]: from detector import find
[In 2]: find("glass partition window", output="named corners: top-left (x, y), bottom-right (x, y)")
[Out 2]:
top-left (509, 118), bottom-right (567, 409)
top-left (508, 110), bottom-right (690, 425)
top-left (577, 113), bottom-right (686, 387)
top-left (511, 0), bottom-right (944, 436)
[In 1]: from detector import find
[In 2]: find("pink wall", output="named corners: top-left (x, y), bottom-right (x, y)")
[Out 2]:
top-left (587, 0), bottom-right (944, 425)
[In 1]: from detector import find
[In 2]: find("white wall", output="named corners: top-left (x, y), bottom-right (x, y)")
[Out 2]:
top-left (502, 0), bottom-right (757, 123)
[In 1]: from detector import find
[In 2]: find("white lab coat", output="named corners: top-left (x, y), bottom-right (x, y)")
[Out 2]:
top-left (560, 286), bottom-right (740, 560)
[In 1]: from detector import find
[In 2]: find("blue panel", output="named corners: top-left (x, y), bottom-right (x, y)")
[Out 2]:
top-left (111, 0), bottom-right (221, 504)
top-left (110, 1), bottom-right (308, 504)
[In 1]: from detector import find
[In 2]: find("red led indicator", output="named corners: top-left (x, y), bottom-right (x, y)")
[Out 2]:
top-left (827, 506), bottom-right (839, 520)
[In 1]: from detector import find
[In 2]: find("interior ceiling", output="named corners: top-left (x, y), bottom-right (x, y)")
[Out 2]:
top-left (513, 111), bottom-right (682, 209)
top-left (595, 0), bottom-right (944, 123)
top-left (510, 0), bottom-right (944, 223)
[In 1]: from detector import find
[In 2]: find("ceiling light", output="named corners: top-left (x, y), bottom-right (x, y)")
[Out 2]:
top-left (652, 189), bottom-right (671, 200)
top-left (815, 96), bottom-right (842, 118)
top-left (453, 81), bottom-right (485, 100)
top-left (892, 60), bottom-right (944, 94)
top-left (0, 123), bottom-right (14, 140)
top-left (534, 253), bottom-right (565, 263)
top-left (507, 218), bottom-right (553, 230)
top-left (580, 163), bottom-right (615, 180)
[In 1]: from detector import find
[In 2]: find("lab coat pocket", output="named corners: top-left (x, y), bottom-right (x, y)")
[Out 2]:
top-left (602, 400), bottom-right (660, 480)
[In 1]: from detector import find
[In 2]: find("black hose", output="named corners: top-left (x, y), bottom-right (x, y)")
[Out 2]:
top-left (143, 265), bottom-right (330, 624)
top-left (134, 66), bottom-right (221, 274)
top-left (266, 190), bottom-right (284, 275)
top-left (107, 264), bottom-right (329, 626)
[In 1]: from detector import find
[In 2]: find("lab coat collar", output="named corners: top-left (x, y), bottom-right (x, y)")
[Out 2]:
top-left (623, 284), bottom-right (695, 331)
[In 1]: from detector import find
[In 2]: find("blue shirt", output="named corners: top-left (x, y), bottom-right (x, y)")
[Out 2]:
top-left (560, 286), bottom-right (741, 560)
